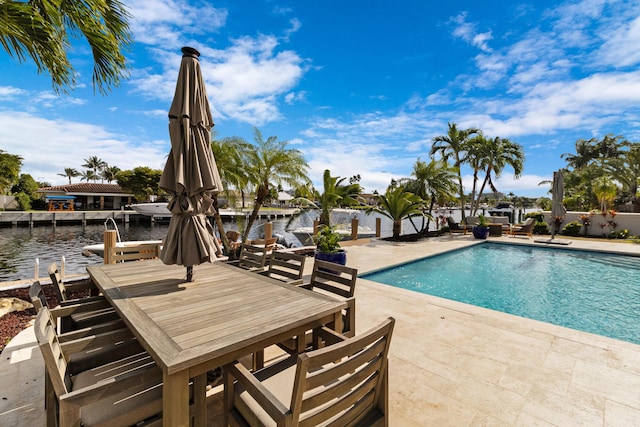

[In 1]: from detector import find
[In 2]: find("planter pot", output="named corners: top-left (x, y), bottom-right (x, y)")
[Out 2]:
top-left (472, 226), bottom-right (490, 239)
top-left (314, 249), bottom-right (347, 269)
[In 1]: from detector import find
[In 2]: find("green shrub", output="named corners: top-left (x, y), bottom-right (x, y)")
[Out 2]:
top-left (533, 221), bottom-right (549, 235)
top-left (525, 212), bottom-right (544, 222)
top-left (608, 229), bottom-right (629, 239)
top-left (15, 192), bottom-right (31, 210)
top-left (561, 221), bottom-right (582, 237)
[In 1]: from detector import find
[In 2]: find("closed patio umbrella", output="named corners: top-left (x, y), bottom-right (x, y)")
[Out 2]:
top-left (159, 46), bottom-right (222, 281)
top-left (551, 170), bottom-right (566, 239)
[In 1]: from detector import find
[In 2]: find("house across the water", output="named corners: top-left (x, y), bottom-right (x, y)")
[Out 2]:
top-left (37, 183), bottom-right (134, 211)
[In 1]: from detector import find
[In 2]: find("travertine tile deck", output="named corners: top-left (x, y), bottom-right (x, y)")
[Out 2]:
top-left (2, 235), bottom-right (639, 426)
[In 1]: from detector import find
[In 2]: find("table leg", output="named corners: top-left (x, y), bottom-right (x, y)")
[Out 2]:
top-left (163, 370), bottom-right (190, 427)
top-left (193, 373), bottom-right (207, 427)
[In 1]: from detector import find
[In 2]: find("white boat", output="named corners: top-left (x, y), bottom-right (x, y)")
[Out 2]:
top-left (82, 240), bottom-right (163, 258)
top-left (128, 202), bottom-right (171, 218)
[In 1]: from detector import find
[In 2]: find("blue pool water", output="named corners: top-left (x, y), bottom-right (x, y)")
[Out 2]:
top-left (362, 243), bottom-right (640, 345)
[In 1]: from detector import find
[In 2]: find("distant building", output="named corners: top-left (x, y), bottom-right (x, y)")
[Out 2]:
top-left (37, 183), bottom-right (134, 211)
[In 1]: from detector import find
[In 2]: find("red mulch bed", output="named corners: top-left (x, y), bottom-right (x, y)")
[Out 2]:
top-left (0, 284), bottom-right (70, 352)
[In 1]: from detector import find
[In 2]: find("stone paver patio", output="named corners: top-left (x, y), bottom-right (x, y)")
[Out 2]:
top-left (1, 235), bottom-right (640, 425)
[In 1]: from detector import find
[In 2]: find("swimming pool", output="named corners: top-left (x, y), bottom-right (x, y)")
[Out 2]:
top-left (361, 243), bottom-right (640, 345)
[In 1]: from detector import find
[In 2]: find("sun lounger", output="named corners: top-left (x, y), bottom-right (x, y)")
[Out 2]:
top-left (509, 217), bottom-right (535, 238)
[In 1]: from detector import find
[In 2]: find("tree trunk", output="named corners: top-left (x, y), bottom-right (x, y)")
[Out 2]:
top-left (393, 219), bottom-right (401, 238)
top-left (241, 186), bottom-right (268, 243)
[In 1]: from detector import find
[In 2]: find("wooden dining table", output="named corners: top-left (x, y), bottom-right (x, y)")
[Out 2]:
top-left (87, 259), bottom-right (347, 427)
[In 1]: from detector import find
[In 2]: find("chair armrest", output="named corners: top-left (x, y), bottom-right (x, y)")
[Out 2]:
top-left (60, 364), bottom-right (162, 406)
top-left (59, 295), bottom-right (106, 306)
top-left (54, 299), bottom-right (111, 315)
top-left (57, 319), bottom-right (125, 342)
top-left (226, 361), bottom-right (289, 422)
top-left (60, 328), bottom-right (135, 355)
top-left (315, 326), bottom-right (348, 346)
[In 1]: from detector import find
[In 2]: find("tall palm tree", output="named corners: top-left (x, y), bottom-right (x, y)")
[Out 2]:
top-left (211, 135), bottom-right (252, 208)
top-left (604, 143), bottom-right (640, 211)
top-left (365, 186), bottom-right (429, 238)
top-left (80, 170), bottom-right (98, 182)
top-left (82, 156), bottom-right (107, 183)
top-left (101, 166), bottom-right (121, 183)
top-left (57, 167), bottom-right (80, 184)
top-left (430, 122), bottom-right (480, 219)
top-left (470, 136), bottom-right (524, 216)
top-left (399, 158), bottom-right (458, 232)
top-left (316, 169), bottom-right (363, 226)
top-left (241, 128), bottom-right (309, 243)
top-left (1, 0), bottom-right (132, 94)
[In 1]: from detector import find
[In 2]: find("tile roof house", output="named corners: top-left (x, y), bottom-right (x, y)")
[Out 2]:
top-left (37, 183), bottom-right (134, 211)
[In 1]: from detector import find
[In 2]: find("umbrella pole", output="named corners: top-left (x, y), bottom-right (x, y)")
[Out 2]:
top-left (186, 266), bottom-right (194, 282)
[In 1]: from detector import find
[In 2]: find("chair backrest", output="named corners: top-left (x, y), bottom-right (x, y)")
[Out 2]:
top-left (291, 317), bottom-right (395, 426)
top-left (263, 251), bottom-right (306, 283)
top-left (309, 259), bottom-right (358, 299)
top-left (492, 216), bottom-right (510, 225)
top-left (446, 216), bottom-right (460, 229)
top-left (251, 237), bottom-right (277, 251)
top-left (520, 217), bottom-right (535, 231)
top-left (29, 281), bottom-right (48, 311)
top-left (107, 243), bottom-right (162, 264)
top-left (48, 262), bottom-right (67, 302)
top-left (237, 244), bottom-right (269, 270)
top-left (34, 307), bottom-right (71, 398)
top-left (225, 230), bottom-right (241, 242)
top-left (464, 216), bottom-right (479, 226)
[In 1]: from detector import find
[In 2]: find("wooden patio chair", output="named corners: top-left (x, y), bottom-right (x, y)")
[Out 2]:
top-left (48, 262), bottom-right (100, 302)
top-left (107, 242), bottom-right (162, 264)
top-left (276, 259), bottom-right (358, 356)
top-left (258, 250), bottom-right (307, 285)
top-left (33, 307), bottom-right (166, 427)
top-left (446, 216), bottom-right (467, 234)
top-left (229, 244), bottom-right (270, 271)
top-left (508, 217), bottom-right (535, 238)
top-left (250, 237), bottom-right (277, 251)
top-left (224, 317), bottom-right (395, 427)
top-left (29, 281), bottom-right (125, 339)
top-left (44, 267), bottom-right (121, 331)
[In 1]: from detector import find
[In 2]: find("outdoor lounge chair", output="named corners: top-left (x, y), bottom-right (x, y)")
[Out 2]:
top-left (446, 216), bottom-right (467, 234)
top-left (33, 307), bottom-right (167, 427)
top-left (258, 250), bottom-right (307, 285)
top-left (48, 262), bottom-right (100, 302)
top-left (223, 317), bottom-right (395, 427)
top-left (509, 217), bottom-right (535, 238)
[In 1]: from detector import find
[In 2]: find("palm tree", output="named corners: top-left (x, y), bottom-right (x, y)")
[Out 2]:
top-left (316, 170), bottom-right (363, 226)
top-left (101, 166), bottom-right (121, 183)
top-left (366, 186), bottom-right (429, 238)
top-left (1, 0), bottom-right (132, 94)
top-left (604, 143), bottom-right (640, 211)
top-left (80, 170), bottom-right (98, 182)
top-left (430, 122), bottom-right (480, 219)
top-left (210, 134), bottom-right (252, 253)
top-left (399, 158), bottom-right (457, 232)
top-left (57, 167), bottom-right (80, 184)
top-left (211, 135), bottom-right (252, 208)
top-left (241, 128), bottom-right (309, 243)
top-left (470, 136), bottom-right (524, 216)
top-left (82, 156), bottom-right (107, 183)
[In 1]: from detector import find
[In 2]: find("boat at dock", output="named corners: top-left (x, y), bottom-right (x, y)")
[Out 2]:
top-left (127, 202), bottom-right (171, 218)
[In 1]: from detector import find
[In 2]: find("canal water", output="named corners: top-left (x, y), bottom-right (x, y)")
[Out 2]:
top-left (0, 208), bottom-right (454, 282)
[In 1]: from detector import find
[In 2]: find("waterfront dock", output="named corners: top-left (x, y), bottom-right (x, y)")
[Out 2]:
top-left (0, 208), bottom-right (300, 227)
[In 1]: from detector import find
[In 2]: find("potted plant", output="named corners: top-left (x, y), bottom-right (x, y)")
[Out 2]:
top-left (472, 215), bottom-right (490, 239)
top-left (314, 224), bottom-right (347, 265)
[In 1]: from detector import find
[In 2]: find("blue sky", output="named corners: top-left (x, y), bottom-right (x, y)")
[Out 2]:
top-left (2, 0), bottom-right (640, 198)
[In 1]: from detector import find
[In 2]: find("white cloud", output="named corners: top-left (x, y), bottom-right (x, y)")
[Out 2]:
top-left (0, 111), bottom-right (167, 186)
